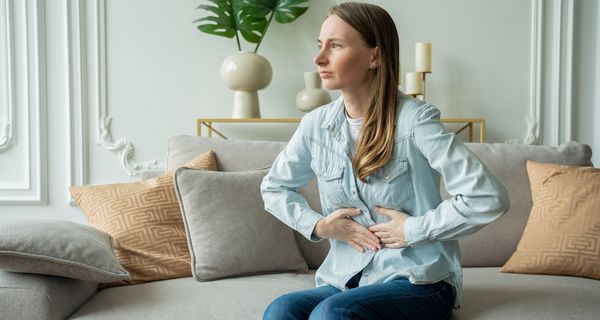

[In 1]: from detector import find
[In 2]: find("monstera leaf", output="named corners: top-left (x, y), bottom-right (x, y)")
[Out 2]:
top-left (194, 0), bottom-right (308, 52)
top-left (240, 0), bottom-right (309, 23)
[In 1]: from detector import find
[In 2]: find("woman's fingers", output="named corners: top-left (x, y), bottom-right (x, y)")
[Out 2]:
top-left (347, 240), bottom-right (365, 253)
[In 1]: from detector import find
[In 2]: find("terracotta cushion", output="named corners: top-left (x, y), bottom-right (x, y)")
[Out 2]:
top-left (70, 151), bottom-right (218, 286)
top-left (501, 160), bottom-right (600, 279)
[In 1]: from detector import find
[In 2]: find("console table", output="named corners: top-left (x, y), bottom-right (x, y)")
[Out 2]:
top-left (196, 117), bottom-right (486, 143)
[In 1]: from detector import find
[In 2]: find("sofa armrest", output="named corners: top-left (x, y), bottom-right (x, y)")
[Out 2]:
top-left (0, 271), bottom-right (98, 320)
top-left (139, 169), bottom-right (164, 180)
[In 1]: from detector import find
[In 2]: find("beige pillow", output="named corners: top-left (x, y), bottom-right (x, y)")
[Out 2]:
top-left (173, 167), bottom-right (308, 281)
top-left (501, 160), bottom-right (600, 280)
top-left (70, 151), bottom-right (218, 285)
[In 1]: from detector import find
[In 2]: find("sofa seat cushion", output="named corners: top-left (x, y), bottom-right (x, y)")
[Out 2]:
top-left (68, 267), bottom-right (600, 319)
top-left (454, 267), bottom-right (600, 320)
top-left (68, 272), bottom-right (317, 320)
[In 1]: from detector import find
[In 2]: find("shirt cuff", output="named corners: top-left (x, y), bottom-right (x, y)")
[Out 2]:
top-left (298, 210), bottom-right (325, 242)
top-left (404, 215), bottom-right (428, 247)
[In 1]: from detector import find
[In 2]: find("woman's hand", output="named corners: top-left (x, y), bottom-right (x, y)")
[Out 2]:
top-left (314, 208), bottom-right (381, 253)
top-left (368, 206), bottom-right (410, 249)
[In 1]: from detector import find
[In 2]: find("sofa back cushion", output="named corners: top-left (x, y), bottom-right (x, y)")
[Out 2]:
top-left (166, 136), bottom-right (592, 269)
top-left (448, 142), bottom-right (592, 267)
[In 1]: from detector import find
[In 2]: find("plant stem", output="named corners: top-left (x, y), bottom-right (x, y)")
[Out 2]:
top-left (254, 11), bottom-right (274, 53)
top-left (235, 31), bottom-right (241, 51)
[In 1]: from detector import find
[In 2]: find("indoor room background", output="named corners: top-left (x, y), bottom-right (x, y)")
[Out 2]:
top-left (0, 0), bottom-right (598, 221)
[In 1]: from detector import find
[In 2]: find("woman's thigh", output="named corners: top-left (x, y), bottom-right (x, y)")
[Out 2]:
top-left (263, 285), bottom-right (341, 320)
top-left (309, 279), bottom-right (455, 320)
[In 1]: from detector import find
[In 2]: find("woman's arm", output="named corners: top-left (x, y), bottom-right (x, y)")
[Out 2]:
top-left (260, 119), bottom-right (325, 242)
top-left (403, 105), bottom-right (510, 247)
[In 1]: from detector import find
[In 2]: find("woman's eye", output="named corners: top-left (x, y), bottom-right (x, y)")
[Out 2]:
top-left (331, 43), bottom-right (341, 48)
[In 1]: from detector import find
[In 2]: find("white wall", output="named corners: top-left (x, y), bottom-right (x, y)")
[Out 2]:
top-left (0, 0), bottom-right (598, 220)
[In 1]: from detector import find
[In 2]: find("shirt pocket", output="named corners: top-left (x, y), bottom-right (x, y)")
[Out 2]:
top-left (311, 160), bottom-right (346, 211)
top-left (370, 158), bottom-right (414, 208)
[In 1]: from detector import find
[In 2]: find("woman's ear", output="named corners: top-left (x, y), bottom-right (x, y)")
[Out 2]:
top-left (370, 46), bottom-right (380, 69)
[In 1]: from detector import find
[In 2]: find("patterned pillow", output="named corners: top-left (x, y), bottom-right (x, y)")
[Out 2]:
top-left (501, 160), bottom-right (600, 279)
top-left (70, 151), bottom-right (218, 285)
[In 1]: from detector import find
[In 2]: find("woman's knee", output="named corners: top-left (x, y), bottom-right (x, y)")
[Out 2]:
top-left (263, 294), bottom-right (310, 320)
top-left (309, 297), bottom-right (353, 320)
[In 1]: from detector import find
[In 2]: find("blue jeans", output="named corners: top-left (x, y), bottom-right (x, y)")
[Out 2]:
top-left (263, 273), bottom-right (455, 320)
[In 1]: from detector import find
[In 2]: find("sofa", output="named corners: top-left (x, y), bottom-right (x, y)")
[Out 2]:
top-left (1, 135), bottom-right (599, 320)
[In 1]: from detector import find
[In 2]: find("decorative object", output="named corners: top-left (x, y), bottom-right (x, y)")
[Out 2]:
top-left (501, 160), bottom-right (600, 280)
top-left (405, 42), bottom-right (432, 100)
top-left (69, 151), bottom-right (218, 286)
top-left (0, 219), bottom-right (129, 282)
top-left (221, 51), bottom-right (272, 118)
top-left (173, 167), bottom-right (308, 281)
top-left (296, 71), bottom-right (331, 112)
top-left (194, 0), bottom-right (309, 118)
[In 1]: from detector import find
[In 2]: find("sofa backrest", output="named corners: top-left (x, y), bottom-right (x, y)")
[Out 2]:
top-left (166, 135), bottom-right (592, 269)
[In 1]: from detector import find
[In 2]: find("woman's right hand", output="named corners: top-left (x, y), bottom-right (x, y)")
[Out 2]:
top-left (313, 208), bottom-right (381, 252)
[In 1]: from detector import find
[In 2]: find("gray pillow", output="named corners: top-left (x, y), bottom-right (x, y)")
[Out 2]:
top-left (0, 219), bottom-right (129, 282)
top-left (174, 167), bottom-right (308, 281)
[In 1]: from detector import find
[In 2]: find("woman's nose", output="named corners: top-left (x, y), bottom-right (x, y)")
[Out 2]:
top-left (314, 49), bottom-right (328, 66)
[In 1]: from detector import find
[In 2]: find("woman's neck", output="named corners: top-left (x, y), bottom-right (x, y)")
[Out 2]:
top-left (341, 87), bottom-right (370, 119)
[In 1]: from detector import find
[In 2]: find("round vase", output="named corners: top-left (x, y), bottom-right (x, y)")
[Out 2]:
top-left (296, 72), bottom-right (331, 112)
top-left (221, 52), bottom-right (272, 118)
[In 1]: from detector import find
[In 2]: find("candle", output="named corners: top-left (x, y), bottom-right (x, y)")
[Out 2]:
top-left (415, 42), bottom-right (432, 73)
top-left (405, 72), bottom-right (423, 95)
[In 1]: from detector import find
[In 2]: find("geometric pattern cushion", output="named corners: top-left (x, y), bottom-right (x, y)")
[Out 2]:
top-left (70, 151), bottom-right (218, 286)
top-left (501, 160), bottom-right (600, 280)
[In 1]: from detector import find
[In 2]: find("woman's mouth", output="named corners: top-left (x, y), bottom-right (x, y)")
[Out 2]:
top-left (319, 71), bottom-right (333, 79)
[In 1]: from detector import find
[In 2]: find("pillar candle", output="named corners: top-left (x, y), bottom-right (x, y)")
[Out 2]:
top-left (405, 72), bottom-right (423, 95)
top-left (415, 42), bottom-right (432, 73)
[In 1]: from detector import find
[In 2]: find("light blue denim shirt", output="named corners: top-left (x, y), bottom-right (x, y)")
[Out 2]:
top-left (261, 92), bottom-right (509, 308)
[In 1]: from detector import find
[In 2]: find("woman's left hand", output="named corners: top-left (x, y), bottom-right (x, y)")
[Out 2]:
top-left (368, 206), bottom-right (410, 248)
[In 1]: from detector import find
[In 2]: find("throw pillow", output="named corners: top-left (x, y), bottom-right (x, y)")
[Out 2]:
top-left (0, 219), bottom-right (129, 282)
top-left (173, 167), bottom-right (308, 281)
top-left (501, 160), bottom-right (600, 279)
top-left (69, 150), bottom-right (218, 285)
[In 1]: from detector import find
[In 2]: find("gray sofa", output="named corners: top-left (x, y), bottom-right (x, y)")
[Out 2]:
top-left (1, 135), bottom-right (599, 320)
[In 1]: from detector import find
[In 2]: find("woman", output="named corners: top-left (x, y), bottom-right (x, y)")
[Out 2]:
top-left (261, 2), bottom-right (509, 320)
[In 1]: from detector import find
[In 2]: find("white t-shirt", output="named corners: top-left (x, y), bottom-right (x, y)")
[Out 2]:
top-left (345, 111), bottom-right (363, 155)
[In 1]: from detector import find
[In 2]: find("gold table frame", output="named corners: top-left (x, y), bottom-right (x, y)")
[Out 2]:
top-left (196, 118), bottom-right (486, 143)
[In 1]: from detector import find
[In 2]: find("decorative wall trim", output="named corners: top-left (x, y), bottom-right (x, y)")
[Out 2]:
top-left (89, 0), bottom-right (162, 177)
top-left (0, 0), bottom-right (48, 204)
top-left (66, 0), bottom-right (88, 205)
top-left (513, 0), bottom-right (576, 146)
top-left (563, 0), bottom-right (574, 142)
top-left (518, 0), bottom-right (543, 145)
top-left (0, 0), bottom-right (16, 152)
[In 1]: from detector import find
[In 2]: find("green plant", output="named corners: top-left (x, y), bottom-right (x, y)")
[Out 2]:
top-left (194, 0), bottom-right (309, 53)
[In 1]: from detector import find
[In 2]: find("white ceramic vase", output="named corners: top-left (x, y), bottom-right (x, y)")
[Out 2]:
top-left (296, 72), bottom-right (331, 112)
top-left (221, 52), bottom-right (272, 118)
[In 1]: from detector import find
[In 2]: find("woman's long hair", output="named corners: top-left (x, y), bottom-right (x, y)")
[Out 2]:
top-left (330, 2), bottom-right (400, 182)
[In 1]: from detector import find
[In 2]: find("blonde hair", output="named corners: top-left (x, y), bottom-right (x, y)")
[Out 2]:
top-left (330, 2), bottom-right (400, 182)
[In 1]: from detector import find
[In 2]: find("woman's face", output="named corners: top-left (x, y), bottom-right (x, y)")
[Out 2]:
top-left (314, 14), bottom-right (378, 92)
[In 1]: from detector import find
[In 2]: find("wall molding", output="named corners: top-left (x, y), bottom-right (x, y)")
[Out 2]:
top-left (0, 0), bottom-right (48, 204)
top-left (66, 0), bottom-right (88, 205)
top-left (510, 0), bottom-right (575, 146)
top-left (0, 0), bottom-right (16, 151)
top-left (88, 0), bottom-right (163, 178)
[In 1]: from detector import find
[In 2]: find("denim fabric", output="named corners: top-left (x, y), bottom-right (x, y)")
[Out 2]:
top-left (261, 92), bottom-right (510, 308)
top-left (263, 276), bottom-right (455, 320)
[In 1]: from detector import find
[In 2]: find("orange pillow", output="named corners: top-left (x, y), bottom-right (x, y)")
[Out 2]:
top-left (501, 160), bottom-right (600, 280)
top-left (70, 151), bottom-right (218, 285)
